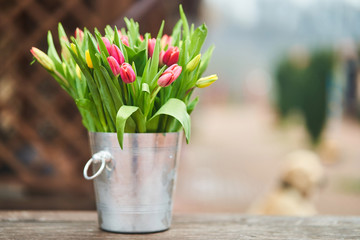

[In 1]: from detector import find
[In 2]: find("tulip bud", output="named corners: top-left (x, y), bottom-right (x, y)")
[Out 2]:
top-left (148, 38), bottom-right (156, 57)
top-left (160, 34), bottom-right (172, 49)
top-left (70, 43), bottom-right (77, 55)
top-left (195, 74), bottom-right (218, 88)
top-left (158, 64), bottom-right (182, 87)
top-left (60, 36), bottom-right (70, 61)
top-left (30, 47), bottom-right (55, 72)
top-left (121, 35), bottom-right (129, 46)
top-left (85, 50), bottom-right (93, 68)
top-left (186, 54), bottom-right (201, 72)
top-left (75, 28), bottom-right (84, 43)
top-left (119, 63), bottom-right (136, 84)
top-left (109, 44), bottom-right (124, 65)
top-left (162, 46), bottom-right (179, 66)
top-left (107, 56), bottom-right (121, 76)
top-left (139, 35), bottom-right (144, 41)
top-left (98, 37), bottom-right (111, 54)
top-left (76, 64), bottom-right (81, 79)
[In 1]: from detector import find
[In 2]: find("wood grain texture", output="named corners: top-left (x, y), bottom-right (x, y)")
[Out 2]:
top-left (0, 211), bottom-right (359, 240)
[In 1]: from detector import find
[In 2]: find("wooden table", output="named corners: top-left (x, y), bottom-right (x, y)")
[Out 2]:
top-left (0, 211), bottom-right (359, 239)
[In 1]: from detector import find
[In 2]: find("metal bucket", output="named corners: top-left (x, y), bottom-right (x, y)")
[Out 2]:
top-left (83, 132), bottom-right (183, 233)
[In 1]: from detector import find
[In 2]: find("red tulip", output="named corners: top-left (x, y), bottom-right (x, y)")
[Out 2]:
top-left (157, 64), bottom-right (182, 87)
top-left (109, 44), bottom-right (124, 65)
top-left (162, 46), bottom-right (179, 66)
top-left (107, 56), bottom-right (121, 76)
top-left (98, 37), bottom-right (111, 54)
top-left (148, 38), bottom-right (156, 57)
top-left (119, 63), bottom-right (136, 84)
top-left (75, 28), bottom-right (84, 43)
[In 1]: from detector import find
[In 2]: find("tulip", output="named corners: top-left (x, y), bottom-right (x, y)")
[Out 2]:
top-left (107, 56), bottom-right (121, 76)
top-left (60, 36), bottom-right (70, 61)
top-left (30, 47), bottom-right (55, 72)
top-left (121, 35), bottom-right (129, 46)
top-left (159, 50), bottom-right (165, 66)
top-left (85, 50), bottom-right (93, 68)
top-left (109, 44), bottom-right (124, 65)
top-left (160, 34), bottom-right (172, 49)
top-left (119, 63), bottom-right (136, 84)
top-left (195, 74), bottom-right (218, 88)
top-left (186, 54), bottom-right (201, 72)
top-left (75, 28), bottom-right (84, 43)
top-left (139, 35), bottom-right (144, 41)
top-left (158, 64), bottom-right (182, 87)
top-left (148, 38), bottom-right (156, 57)
top-left (162, 46), bottom-right (179, 66)
top-left (70, 43), bottom-right (77, 55)
top-left (98, 37), bottom-right (111, 54)
top-left (76, 64), bottom-right (81, 79)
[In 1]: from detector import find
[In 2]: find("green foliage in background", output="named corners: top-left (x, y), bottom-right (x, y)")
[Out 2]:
top-left (275, 50), bottom-right (334, 144)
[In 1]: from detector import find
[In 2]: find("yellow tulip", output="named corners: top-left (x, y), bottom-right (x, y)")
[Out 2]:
top-left (76, 64), bottom-right (81, 79)
top-left (195, 74), bottom-right (218, 88)
top-left (70, 43), bottom-right (77, 55)
top-left (186, 54), bottom-right (201, 72)
top-left (85, 50), bottom-right (93, 68)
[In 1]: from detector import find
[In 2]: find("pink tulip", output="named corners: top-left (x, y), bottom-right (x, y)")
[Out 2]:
top-left (148, 38), bottom-right (156, 57)
top-left (139, 35), bottom-right (144, 41)
top-left (107, 56), bottom-right (121, 76)
top-left (160, 34), bottom-right (172, 49)
top-left (159, 50), bottom-right (165, 66)
top-left (116, 31), bottom-right (129, 46)
top-left (121, 35), bottom-right (129, 46)
top-left (157, 64), bottom-right (182, 87)
top-left (75, 28), bottom-right (84, 43)
top-left (120, 63), bottom-right (136, 83)
top-left (109, 44), bottom-right (124, 65)
top-left (162, 46), bottom-right (179, 66)
top-left (98, 37), bottom-right (111, 54)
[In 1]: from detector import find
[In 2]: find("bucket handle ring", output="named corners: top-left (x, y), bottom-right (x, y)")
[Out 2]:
top-left (83, 151), bottom-right (112, 180)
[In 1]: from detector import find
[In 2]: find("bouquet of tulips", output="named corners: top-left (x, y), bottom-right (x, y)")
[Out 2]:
top-left (31, 5), bottom-right (217, 148)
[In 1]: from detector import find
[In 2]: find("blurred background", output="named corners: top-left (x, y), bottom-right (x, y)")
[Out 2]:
top-left (0, 0), bottom-right (359, 214)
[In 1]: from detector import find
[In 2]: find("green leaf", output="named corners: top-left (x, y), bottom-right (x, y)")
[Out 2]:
top-left (188, 24), bottom-right (207, 59)
top-left (99, 66), bottom-right (123, 108)
top-left (94, 68), bottom-right (117, 120)
top-left (179, 5), bottom-right (190, 40)
top-left (116, 105), bottom-right (139, 149)
top-left (171, 19), bottom-right (182, 47)
top-left (104, 25), bottom-right (114, 40)
top-left (58, 23), bottom-right (68, 42)
top-left (198, 45), bottom-right (214, 77)
top-left (68, 45), bottom-right (107, 131)
top-left (142, 83), bottom-right (150, 94)
top-left (75, 98), bottom-right (102, 131)
top-left (148, 98), bottom-right (191, 143)
top-left (47, 31), bottom-right (62, 67)
top-left (187, 96), bottom-right (199, 115)
top-left (157, 20), bottom-right (165, 39)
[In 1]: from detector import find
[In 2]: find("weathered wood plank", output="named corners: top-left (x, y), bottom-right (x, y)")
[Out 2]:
top-left (0, 211), bottom-right (359, 240)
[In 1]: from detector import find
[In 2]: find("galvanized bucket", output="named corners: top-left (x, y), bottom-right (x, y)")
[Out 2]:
top-left (83, 132), bottom-right (183, 233)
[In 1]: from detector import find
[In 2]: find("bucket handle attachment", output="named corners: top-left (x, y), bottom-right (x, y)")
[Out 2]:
top-left (83, 150), bottom-right (113, 180)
